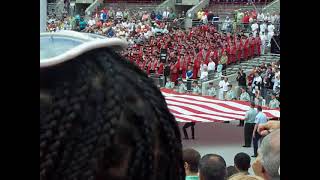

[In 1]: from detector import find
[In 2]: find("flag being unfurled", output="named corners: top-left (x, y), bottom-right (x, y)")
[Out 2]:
top-left (161, 88), bottom-right (280, 123)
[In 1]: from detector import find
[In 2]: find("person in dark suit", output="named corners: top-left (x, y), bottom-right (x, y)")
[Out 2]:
top-left (183, 122), bottom-right (196, 140)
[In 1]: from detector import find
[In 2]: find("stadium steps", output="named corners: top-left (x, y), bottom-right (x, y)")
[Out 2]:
top-left (210, 54), bottom-right (279, 79)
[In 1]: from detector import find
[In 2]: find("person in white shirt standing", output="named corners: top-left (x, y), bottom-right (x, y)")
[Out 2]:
top-left (251, 72), bottom-right (262, 96)
top-left (267, 22), bottom-right (275, 47)
top-left (207, 58), bottom-right (216, 80)
top-left (116, 8), bottom-right (123, 20)
top-left (257, 12), bottom-right (264, 22)
top-left (219, 77), bottom-right (229, 100)
top-left (200, 65), bottom-right (209, 82)
top-left (163, 8), bottom-right (170, 20)
top-left (259, 21), bottom-right (267, 35)
top-left (260, 31), bottom-right (267, 55)
top-left (251, 20), bottom-right (259, 38)
top-left (218, 77), bottom-right (225, 100)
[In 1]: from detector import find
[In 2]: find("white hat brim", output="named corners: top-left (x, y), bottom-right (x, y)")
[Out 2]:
top-left (40, 30), bottom-right (127, 68)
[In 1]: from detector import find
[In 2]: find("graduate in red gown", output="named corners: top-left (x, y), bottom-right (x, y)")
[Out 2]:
top-left (249, 34), bottom-right (256, 58)
top-left (236, 38), bottom-right (242, 63)
top-left (230, 43), bottom-right (237, 64)
top-left (255, 36), bottom-right (261, 56)
top-left (170, 59), bottom-right (179, 84)
top-left (193, 55), bottom-right (201, 79)
top-left (243, 37), bottom-right (249, 60)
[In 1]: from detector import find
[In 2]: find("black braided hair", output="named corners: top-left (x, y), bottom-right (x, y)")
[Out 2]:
top-left (40, 48), bottom-right (185, 180)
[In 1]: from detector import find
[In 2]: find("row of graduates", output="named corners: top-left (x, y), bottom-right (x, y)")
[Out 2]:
top-left (124, 25), bottom-right (262, 83)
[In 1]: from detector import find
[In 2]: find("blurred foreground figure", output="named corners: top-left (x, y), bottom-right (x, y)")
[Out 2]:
top-left (40, 31), bottom-right (185, 180)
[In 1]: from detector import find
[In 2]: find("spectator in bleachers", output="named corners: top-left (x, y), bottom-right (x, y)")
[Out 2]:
top-left (199, 154), bottom-right (227, 180)
top-left (186, 65), bottom-right (194, 80)
top-left (252, 106), bottom-right (268, 157)
top-left (227, 166), bottom-right (239, 179)
top-left (239, 87), bottom-right (251, 101)
top-left (165, 79), bottom-right (175, 89)
top-left (259, 31), bottom-right (267, 54)
top-left (183, 148), bottom-right (201, 180)
top-left (234, 152), bottom-right (251, 175)
top-left (222, 16), bottom-right (231, 33)
top-left (219, 51), bottom-right (228, 75)
top-left (259, 20), bottom-right (267, 35)
top-left (207, 82), bottom-right (217, 97)
top-left (236, 68), bottom-right (247, 98)
top-left (254, 89), bottom-right (263, 106)
top-left (207, 58), bottom-right (216, 79)
top-left (200, 64), bottom-right (209, 82)
top-left (251, 20), bottom-right (259, 38)
top-left (116, 8), bottom-right (123, 20)
top-left (268, 93), bottom-right (280, 109)
top-left (257, 12), bottom-right (264, 22)
top-left (178, 78), bottom-right (188, 93)
top-left (192, 81), bottom-right (201, 95)
top-left (243, 102), bottom-right (258, 144)
top-left (252, 129), bottom-right (280, 180)
top-left (267, 21), bottom-right (275, 47)
top-left (272, 73), bottom-right (280, 92)
top-left (162, 8), bottom-right (170, 20)
top-left (225, 84), bottom-right (236, 100)
top-left (219, 77), bottom-right (229, 100)
top-left (251, 72), bottom-right (262, 95)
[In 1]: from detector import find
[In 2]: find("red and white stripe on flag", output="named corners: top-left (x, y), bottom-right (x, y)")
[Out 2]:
top-left (160, 88), bottom-right (280, 123)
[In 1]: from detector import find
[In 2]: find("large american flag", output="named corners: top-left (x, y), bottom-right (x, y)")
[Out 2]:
top-left (161, 88), bottom-right (280, 123)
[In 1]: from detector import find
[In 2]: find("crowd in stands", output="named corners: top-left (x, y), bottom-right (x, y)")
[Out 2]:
top-left (195, 8), bottom-right (279, 47)
top-left (46, 5), bottom-right (279, 107)
top-left (46, 6), bottom-right (180, 41)
top-left (165, 59), bottom-right (280, 109)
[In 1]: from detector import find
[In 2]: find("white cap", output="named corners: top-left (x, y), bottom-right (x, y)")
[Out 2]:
top-left (40, 30), bottom-right (127, 68)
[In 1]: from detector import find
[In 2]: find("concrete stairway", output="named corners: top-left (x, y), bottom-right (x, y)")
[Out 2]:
top-left (212, 54), bottom-right (280, 79)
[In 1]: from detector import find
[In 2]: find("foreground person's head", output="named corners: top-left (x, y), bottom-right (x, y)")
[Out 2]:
top-left (252, 129), bottom-right (280, 180)
top-left (199, 154), bottom-right (226, 180)
top-left (40, 33), bottom-right (184, 180)
top-left (183, 148), bottom-right (201, 176)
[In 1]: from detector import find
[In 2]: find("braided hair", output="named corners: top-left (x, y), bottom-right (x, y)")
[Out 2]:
top-left (40, 48), bottom-right (185, 180)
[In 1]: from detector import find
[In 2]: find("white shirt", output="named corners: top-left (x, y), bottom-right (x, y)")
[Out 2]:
top-left (219, 80), bottom-right (224, 89)
top-left (208, 62), bottom-right (216, 71)
top-left (200, 71), bottom-right (208, 81)
top-left (88, 19), bottom-right (95, 26)
top-left (260, 34), bottom-right (267, 45)
top-left (100, 13), bottom-right (104, 20)
top-left (267, 24), bottom-right (275, 34)
top-left (222, 81), bottom-right (229, 92)
top-left (252, 76), bottom-right (262, 89)
top-left (249, 17), bottom-right (254, 23)
top-left (251, 23), bottom-right (259, 32)
top-left (257, 13), bottom-right (264, 22)
top-left (273, 79), bottom-right (280, 91)
top-left (260, 23), bottom-right (267, 33)
top-left (116, 11), bottom-right (123, 18)
top-left (163, 11), bottom-right (170, 18)
top-left (271, 15), bottom-right (276, 24)
top-left (201, 15), bottom-right (208, 24)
